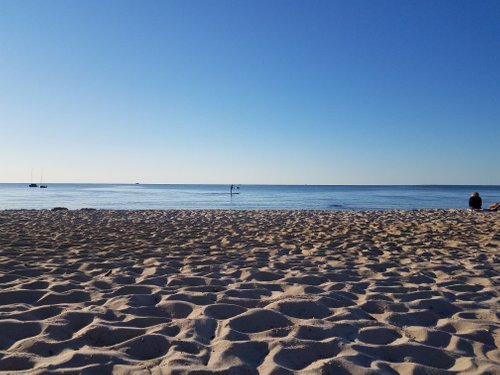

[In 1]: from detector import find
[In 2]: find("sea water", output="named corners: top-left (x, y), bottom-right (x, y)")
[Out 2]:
top-left (1, 184), bottom-right (500, 210)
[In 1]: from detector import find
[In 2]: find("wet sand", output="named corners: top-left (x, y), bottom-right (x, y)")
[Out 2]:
top-left (0, 209), bottom-right (498, 374)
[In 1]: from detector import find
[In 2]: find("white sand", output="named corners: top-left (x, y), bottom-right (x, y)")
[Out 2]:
top-left (0, 209), bottom-right (498, 374)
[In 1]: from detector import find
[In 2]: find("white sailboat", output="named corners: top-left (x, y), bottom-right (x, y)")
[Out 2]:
top-left (29, 168), bottom-right (38, 187)
top-left (39, 169), bottom-right (48, 188)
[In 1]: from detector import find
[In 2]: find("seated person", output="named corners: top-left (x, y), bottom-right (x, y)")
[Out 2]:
top-left (488, 202), bottom-right (500, 211)
top-left (469, 192), bottom-right (482, 210)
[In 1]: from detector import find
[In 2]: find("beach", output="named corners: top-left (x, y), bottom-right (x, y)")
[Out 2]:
top-left (0, 209), bottom-right (498, 374)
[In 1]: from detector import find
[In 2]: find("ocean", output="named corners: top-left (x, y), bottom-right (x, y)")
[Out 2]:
top-left (1, 184), bottom-right (499, 210)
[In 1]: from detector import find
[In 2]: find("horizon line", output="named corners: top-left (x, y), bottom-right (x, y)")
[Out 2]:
top-left (2, 182), bottom-right (500, 187)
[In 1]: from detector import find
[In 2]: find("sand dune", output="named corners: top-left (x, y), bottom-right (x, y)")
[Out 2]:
top-left (0, 209), bottom-right (498, 374)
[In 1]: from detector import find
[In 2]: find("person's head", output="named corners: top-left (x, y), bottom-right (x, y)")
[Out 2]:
top-left (471, 192), bottom-right (480, 197)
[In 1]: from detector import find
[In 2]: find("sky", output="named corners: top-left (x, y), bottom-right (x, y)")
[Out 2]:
top-left (1, 0), bottom-right (499, 184)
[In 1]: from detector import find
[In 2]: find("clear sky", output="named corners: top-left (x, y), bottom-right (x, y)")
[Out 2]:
top-left (1, 1), bottom-right (499, 184)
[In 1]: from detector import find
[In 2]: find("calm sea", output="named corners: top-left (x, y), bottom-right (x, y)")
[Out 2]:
top-left (1, 184), bottom-right (499, 210)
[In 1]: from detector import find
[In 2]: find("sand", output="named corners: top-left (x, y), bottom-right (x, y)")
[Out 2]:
top-left (0, 209), bottom-right (498, 374)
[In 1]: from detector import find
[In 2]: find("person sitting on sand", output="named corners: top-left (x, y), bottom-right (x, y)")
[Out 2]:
top-left (488, 202), bottom-right (500, 211)
top-left (468, 192), bottom-right (482, 210)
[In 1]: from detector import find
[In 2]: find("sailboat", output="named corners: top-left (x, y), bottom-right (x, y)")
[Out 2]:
top-left (29, 168), bottom-right (38, 187)
top-left (39, 169), bottom-right (48, 188)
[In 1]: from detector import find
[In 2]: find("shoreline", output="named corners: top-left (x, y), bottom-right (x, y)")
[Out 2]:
top-left (2, 207), bottom-right (496, 212)
top-left (0, 209), bottom-right (498, 373)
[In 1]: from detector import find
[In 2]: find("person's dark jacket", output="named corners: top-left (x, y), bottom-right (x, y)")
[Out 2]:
top-left (469, 196), bottom-right (482, 209)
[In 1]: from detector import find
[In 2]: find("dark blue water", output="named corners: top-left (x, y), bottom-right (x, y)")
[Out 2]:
top-left (1, 184), bottom-right (499, 210)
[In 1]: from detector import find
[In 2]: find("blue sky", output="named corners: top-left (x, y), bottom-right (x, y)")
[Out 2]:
top-left (1, 1), bottom-right (499, 184)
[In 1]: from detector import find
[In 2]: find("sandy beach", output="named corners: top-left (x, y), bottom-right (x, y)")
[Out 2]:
top-left (0, 209), bottom-right (498, 374)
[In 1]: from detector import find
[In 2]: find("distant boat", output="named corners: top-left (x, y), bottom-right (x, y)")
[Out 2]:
top-left (39, 169), bottom-right (47, 188)
top-left (29, 168), bottom-right (38, 188)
